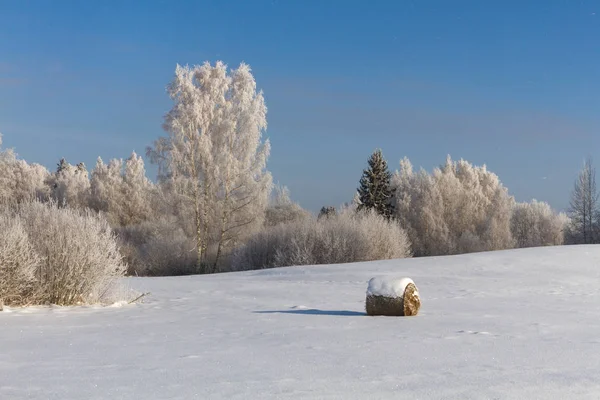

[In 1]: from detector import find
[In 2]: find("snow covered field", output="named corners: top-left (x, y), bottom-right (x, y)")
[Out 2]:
top-left (3, 245), bottom-right (600, 399)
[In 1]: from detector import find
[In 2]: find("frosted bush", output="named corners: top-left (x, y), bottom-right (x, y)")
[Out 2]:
top-left (0, 214), bottom-right (38, 306)
top-left (140, 229), bottom-right (198, 276)
top-left (232, 209), bottom-right (411, 270)
top-left (116, 218), bottom-right (198, 276)
top-left (16, 201), bottom-right (126, 305)
top-left (265, 202), bottom-right (312, 227)
top-left (264, 185), bottom-right (311, 227)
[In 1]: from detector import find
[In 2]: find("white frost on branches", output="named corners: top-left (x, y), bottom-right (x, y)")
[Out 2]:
top-left (392, 156), bottom-right (514, 256)
top-left (0, 133), bottom-right (50, 204)
top-left (90, 152), bottom-right (153, 226)
top-left (147, 61), bottom-right (272, 272)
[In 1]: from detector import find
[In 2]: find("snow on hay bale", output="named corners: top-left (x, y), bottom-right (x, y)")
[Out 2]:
top-left (366, 277), bottom-right (421, 316)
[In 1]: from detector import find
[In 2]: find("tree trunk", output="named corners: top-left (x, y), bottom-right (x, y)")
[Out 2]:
top-left (213, 228), bottom-right (225, 273)
top-left (213, 171), bottom-right (230, 272)
top-left (201, 189), bottom-right (210, 266)
top-left (193, 187), bottom-right (204, 274)
top-left (213, 206), bottom-right (229, 272)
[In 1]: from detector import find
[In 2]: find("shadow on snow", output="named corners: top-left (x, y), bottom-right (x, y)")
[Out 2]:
top-left (254, 309), bottom-right (366, 317)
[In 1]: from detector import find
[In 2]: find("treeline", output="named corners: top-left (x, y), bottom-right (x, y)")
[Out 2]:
top-left (0, 60), bottom-right (595, 308)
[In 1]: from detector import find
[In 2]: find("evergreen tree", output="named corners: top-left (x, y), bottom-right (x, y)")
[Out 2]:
top-left (318, 206), bottom-right (337, 220)
top-left (56, 158), bottom-right (68, 174)
top-left (357, 149), bottom-right (395, 218)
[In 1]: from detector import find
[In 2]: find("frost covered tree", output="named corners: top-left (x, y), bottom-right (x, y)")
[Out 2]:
top-left (89, 152), bottom-right (153, 226)
top-left (46, 159), bottom-right (90, 208)
top-left (511, 200), bottom-right (568, 248)
top-left (318, 206), bottom-right (337, 220)
top-left (56, 158), bottom-right (68, 175)
top-left (392, 158), bottom-right (448, 256)
top-left (264, 185), bottom-right (311, 227)
top-left (147, 61), bottom-right (272, 273)
top-left (122, 152), bottom-right (154, 222)
top-left (568, 157), bottom-right (599, 244)
top-left (89, 157), bottom-right (122, 213)
top-left (357, 149), bottom-right (395, 219)
top-left (0, 134), bottom-right (50, 204)
top-left (391, 156), bottom-right (514, 256)
top-left (351, 191), bottom-right (362, 209)
top-left (434, 156), bottom-right (514, 253)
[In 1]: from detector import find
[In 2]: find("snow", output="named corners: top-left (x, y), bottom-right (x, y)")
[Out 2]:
top-left (3, 245), bottom-right (600, 399)
top-left (366, 276), bottom-right (415, 298)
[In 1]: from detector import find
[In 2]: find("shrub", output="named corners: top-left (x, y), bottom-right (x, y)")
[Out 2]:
top-left (115, 218), bottom-right (198, 276)
top-left (265, 202), bottom-right (312, 227)
top-left (0, 214), bottom-right (38, 306)
top-left (264, 185), bottom-right (312, 228)
top-left (232, 209), bottom-right (411, 270)
top-left (4, 201), bottom-right (127, 306)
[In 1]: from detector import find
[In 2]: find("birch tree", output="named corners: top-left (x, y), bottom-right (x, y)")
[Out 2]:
top-left (147, 61), bottom-right (271, 273)
top-left (568, 157), bottom-right (599, 244)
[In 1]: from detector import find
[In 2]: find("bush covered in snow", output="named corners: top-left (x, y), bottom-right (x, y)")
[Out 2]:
top-left (116, 217), bottom-right (198, 276)
top-left (511, 200), bottom-right (568, 248)
top-left (232, 209), bottom-right (412, 270)
top-left (264, 185), bottom-right (312, 228)
top-left (0, 201), bottom-right (126, 306)
top-left (0, 213), bottom-right (38, 306)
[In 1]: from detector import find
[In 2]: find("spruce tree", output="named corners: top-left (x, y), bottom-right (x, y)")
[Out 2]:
top-left (56, 158), bottom-right (68, 174)
top-left (357, 149), bottom-right (395, 218)
top-left (318, 206), bottom-right (337, 220)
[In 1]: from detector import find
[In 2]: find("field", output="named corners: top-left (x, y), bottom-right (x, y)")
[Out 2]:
top-left (3, 245), bottom-right (600, 399)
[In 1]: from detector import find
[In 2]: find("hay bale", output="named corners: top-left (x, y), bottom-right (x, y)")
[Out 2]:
top-left (365, 277), bottom-right (421, 316)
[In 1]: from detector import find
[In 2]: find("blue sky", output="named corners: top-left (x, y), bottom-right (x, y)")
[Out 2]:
top-left (1, 0), bottom-right (599, 212)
